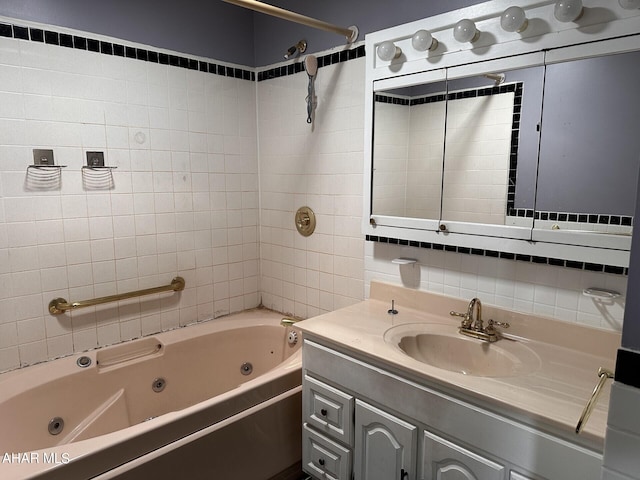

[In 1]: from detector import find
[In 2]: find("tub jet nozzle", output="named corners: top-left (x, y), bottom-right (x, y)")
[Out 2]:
top-left (48, 417), bottom-right (64, 435)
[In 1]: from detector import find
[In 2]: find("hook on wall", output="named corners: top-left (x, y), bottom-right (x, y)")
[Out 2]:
top-left (284, 39), bottom-right (307, 59)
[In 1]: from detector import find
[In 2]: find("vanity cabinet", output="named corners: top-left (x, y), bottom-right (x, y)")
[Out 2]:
top-left (301, 338), bottom-right (602, 480)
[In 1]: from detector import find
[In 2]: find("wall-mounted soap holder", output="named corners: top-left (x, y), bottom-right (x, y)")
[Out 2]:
top-left (582, 288), bottom-right (621, 299)
top-left (82, 152), bottom-right (117, 170)
top-left (81, 152), bottom-right (116, 190)
top-left (392, 258), bottom-right (418, 265)
top-left (28, 149), bottom-right (67, 170)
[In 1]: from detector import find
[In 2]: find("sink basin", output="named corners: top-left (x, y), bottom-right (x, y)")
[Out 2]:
top-left (384, 323), bottom-right (540, 377)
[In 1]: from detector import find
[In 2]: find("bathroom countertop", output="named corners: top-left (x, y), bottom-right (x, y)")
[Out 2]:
top-left (296, 281), bottom-right (620, 449)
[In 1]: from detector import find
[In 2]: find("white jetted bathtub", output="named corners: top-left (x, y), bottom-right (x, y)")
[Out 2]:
top-left (0, 308), bottom-right (303, 480)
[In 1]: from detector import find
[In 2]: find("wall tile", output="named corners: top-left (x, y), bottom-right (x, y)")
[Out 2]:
top-left (0, 32), bottom-right (258, 372)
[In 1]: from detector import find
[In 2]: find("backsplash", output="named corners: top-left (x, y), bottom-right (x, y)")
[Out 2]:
top-left (365, 240), bottom-right (627, 331)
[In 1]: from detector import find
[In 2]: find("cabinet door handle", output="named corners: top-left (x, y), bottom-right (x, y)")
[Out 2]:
top-left (401, 468), bottom-right (408, 479)
top-left (320, 408), bottom-right (328, 416)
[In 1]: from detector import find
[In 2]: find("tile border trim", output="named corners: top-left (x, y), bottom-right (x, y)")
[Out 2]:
top-left (257, 45), bottom-right (366, 81)
top-left (366, 234), bottom-right (628, 275)
top-left (0, 20), bottom-right (256, 81)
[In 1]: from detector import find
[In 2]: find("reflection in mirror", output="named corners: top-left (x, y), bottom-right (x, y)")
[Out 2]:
top-left (442, 66), bottom-right (544, 227)
top-left (535, 51), bottom-right (640, 236)
top-left (371, 80), bottom-right (447, 219)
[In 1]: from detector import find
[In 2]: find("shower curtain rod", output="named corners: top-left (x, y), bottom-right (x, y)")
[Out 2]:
top-left (222, 0), bottom-right (358, 43)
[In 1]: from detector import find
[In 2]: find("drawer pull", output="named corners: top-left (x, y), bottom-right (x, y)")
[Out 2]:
top-left (318, 458), bottom-right (325, 466)
top-left (320, 408), bottom-right (328, 416)
top-left (401, 468), bottom-right (408, 479)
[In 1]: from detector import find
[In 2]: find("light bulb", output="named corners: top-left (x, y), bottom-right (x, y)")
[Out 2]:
top-left (411, 29), bottom-right (438, 52)
top-left (619, 0), bottom-right (640, 9)
top-left (453, 19), bottom-right (480, 43)
top-left (501, 6), bottom-right (529, 33)
top-left (554, 0), bottom-right (583, 23)
top-left (377, 41), bottom-right (401, 62)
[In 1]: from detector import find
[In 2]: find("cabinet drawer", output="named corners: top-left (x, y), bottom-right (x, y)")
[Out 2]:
top-left (303, 423), bottom-right (352, 480)
top-left (303, 374), bottom-right (354, 445)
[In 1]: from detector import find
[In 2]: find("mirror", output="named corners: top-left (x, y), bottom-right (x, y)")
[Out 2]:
top-left (364, 10), bottom-right (640, 267)
top-left (371, 65), bottom-right (545, 233)
top-left (533, 50), bottom-right (640, 239)
top-left (442, 66), bottom-right (544, 228)
top-left (372, 79), bottom-right (447, 220)
top-left (369, 51), bottom-right (639, 249)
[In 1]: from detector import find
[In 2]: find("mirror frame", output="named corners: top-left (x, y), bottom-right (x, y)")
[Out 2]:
top-left (363, 0), bottom-right (640, 268)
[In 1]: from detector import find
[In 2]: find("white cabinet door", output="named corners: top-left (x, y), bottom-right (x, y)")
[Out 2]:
top-left (354, 399), bottom-right (417, 480)
top-left (422, 430), bottom-right (505, 480)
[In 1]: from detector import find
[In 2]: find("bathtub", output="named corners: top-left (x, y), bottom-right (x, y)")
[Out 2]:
top-left (0, 308), bottom-right (303, 480)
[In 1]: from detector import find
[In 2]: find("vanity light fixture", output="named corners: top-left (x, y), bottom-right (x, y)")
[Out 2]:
top-left (500, 6), bottom-right (529, 32)
top-left (453, 19), bottom-right (480, 43)
top-left (619, 0), bottom-right (640, 9)
top-left (554, 0), bottom-right (583, 23)
top-left (377, 40), bottom-right (402, 61)
top-left (411, 29), bottom-right (438, 52)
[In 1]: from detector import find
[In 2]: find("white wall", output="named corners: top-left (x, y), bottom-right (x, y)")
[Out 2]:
top-left (0, 32), bottom-right (259, 372)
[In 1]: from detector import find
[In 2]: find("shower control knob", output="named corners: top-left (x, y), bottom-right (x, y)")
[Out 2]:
top-left (287, 330), bottom-right (298, 345)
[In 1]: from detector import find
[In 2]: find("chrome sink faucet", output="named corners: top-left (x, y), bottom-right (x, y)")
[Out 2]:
top-left (450, 298), bottom-right (510, 342)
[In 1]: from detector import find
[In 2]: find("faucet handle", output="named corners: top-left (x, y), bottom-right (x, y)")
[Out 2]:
top-left (450, 310), bottom-right (471, 328)
top-left (487, 319), bottom-right (510, 329)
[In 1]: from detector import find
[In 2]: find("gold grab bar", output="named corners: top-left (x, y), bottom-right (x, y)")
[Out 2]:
top-left (49, 277), bottom-right (185, 315)
top-left (575, 367), bottom-right (614, 434)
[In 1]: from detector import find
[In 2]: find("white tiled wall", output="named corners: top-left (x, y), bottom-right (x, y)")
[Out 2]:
top-left (0, 33), bottom-right (259, 372)
top-left (257, 57), bottom-right (366, 319)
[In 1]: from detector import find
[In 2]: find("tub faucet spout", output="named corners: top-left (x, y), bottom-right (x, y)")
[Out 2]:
top-left (280, 317), bottom-right (300, 327)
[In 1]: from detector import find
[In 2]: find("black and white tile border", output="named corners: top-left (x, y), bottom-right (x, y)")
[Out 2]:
top-left (0, 21), bottom-right (256, 81)
top-left (258, 45), bottom-right (366, 81)
top-left (366, 234), bottom-right (628, 275)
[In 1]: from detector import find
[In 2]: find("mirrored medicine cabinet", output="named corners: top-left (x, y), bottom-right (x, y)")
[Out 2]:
top-left (365, 36), bottom-right (640, 268)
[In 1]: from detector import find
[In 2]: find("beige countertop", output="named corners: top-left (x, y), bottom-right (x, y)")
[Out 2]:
top-left (296, 281), bottom-right (620, 449)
